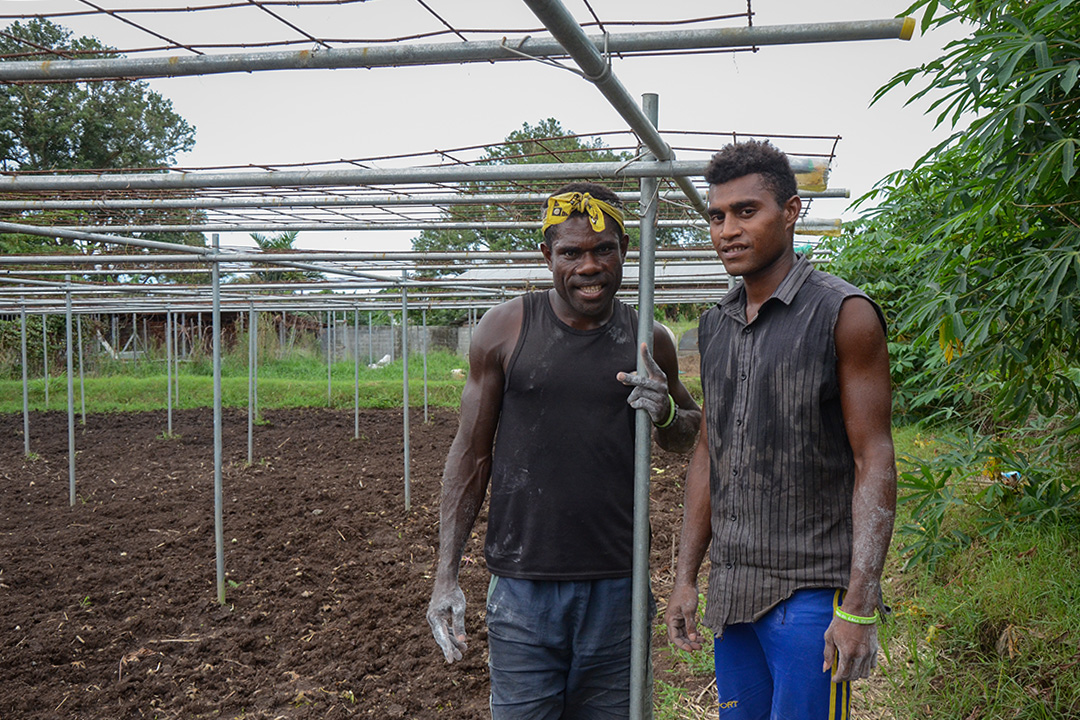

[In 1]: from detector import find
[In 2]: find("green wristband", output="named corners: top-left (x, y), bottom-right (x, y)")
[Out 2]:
top-left (834, 607), bottom-right (879, 625)
top-left (654, 394), bottom-right (677, 429)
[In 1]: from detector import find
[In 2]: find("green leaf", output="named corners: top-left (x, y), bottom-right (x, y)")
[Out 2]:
top-left (1063, 139), bottom-right (1077, 183)
top-left (1061, 61), bottom-right (1080, 94)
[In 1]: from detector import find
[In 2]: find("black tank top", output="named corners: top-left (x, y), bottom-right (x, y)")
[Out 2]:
top-left (484, 291), bottom-right (639, 580)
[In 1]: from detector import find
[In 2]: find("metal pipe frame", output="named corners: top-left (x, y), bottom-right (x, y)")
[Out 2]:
top-left (45, 217), bottom-right (842, 235)
top-left (0, 188), bottom-right (849, 213)
top-left (0, 157), bottom-right (827, 193)
top-left (630, 91), bottom-right (660, 716)
top-left (0, 19), bottom-right (913, 83)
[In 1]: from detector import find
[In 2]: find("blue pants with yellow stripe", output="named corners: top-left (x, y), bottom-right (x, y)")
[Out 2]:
top-left (713, 588), bottom-right (850, 720)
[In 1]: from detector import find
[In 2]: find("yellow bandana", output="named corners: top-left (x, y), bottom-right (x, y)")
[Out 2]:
top-left (541, 192), bottom-right (625, 237)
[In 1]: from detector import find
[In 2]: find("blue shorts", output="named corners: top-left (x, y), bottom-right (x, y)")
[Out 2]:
top-left (713, 588), bottom-right (850, 720)
top-left (485, 575), bottom-right (653, 720)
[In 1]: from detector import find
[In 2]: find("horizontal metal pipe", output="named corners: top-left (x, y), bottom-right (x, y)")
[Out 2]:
top-left (0, 249), bottom-right (733, 265)
top-left (49, 217), bottom-right (841, 234)
top-left (0, 20), bottom-right (913, 82)
top-left (0, 188), bottom-right (849, 211)
top-left (0, 157), bottom-right (827, 192)
top-left (0, 220), bottom-right (210, 254)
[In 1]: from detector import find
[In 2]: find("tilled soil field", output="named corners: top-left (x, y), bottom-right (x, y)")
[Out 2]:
top-left (1, 408), bottom-right (712, 719)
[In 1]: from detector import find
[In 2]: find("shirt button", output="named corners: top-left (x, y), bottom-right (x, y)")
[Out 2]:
top-left (731, 469), bottom-right (738, 477)
top-left (726, 563), bottom-right (733, 570)
top-left (730, 514), bottom-right (737, 521)
top-left (735, 419), bottom-right (742, 426)
top-left (740, 372), bottom-right (747, 380)
top-left (742, 327), bottom-right (752, 334)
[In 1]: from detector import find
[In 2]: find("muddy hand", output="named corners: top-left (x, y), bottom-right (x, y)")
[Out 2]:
top-left (617, 342), bottom-right (670, 423)
top-left (822, 616), bottom-right (879, 683)
top-left (665, 581), bottom-right (703, 652)
top-left (427, 583), bottom-right (468, 663)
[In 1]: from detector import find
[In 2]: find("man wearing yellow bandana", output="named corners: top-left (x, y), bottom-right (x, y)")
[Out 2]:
top-left (428, 181), bottom-right (701, 719)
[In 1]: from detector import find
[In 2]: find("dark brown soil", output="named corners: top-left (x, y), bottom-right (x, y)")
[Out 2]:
top-left (1, 408), bottom-right (712, 719)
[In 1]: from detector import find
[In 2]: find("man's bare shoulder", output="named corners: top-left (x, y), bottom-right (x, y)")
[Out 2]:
top-left (470, 294), bottom-right (529, 366)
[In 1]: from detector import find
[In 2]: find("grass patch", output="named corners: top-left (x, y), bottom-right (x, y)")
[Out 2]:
top-left (0, 351), bottom-right (470, 413)
top-left (875, 425), bottom-right (1080, 720)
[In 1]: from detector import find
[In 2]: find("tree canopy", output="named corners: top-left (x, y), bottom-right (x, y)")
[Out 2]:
top-left (1, 18), bottom-right (203, 271)
top-left (826, 0), bottom-right (1080, 430)
top-left (0, 18), bottom-right (195, 172)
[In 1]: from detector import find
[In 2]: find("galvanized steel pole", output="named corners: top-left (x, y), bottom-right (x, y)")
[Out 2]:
top-left (248, 305), bottom-right (256, 465)
top-left (212, 234), bottom-right (226, 605)
top-left (631, 93), bottom-right (661, 719)
top-left (422, 309), bottom-right (429, 424)
top-left (401, 271), bottom-right (411, 513)
top-left (173, 312), bottom-right (180, 406)
top-left (0, 188), bottom-right (848, 213)
top-left (166, 309), bottom-right (173, 436)
top-left (42, 315), bottom-right (48, 410)
top-left (76, 314), bottom-right (86, 425)
top-left (354, 307), bottom-right (361, 440)
top-left (0, 19), bottom-right (913, 82)
top-left (66, 277), bottom-right (76, 507)
top-left (0, 158), bottom-right (824, 193)
top-left (326, 311), bottom-right (333, 407)
top-left (20, 303), bottom-right (29, 456)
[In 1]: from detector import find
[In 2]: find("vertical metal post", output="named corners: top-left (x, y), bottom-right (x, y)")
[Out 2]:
top-left (354, 307), bottom-right (361, 440)
top-left (401, 272), bottom-right (411, 512)
top-left (631, 92), bottom-right (661, 720)
top-left (66, 278), bottom-right (76, 506)
top-left (165, 309), bottom-right (173, 436)
top-left (76, 314), bottom-right (86, 425)
top-left (248, 304), bottom-right (256, 465)
top-left (42, 314), bottom-right (49, 409)
top-left (279, 311), bottom-right (286, 357)
top-left (211, 234), bottom-right (226, 605)
top-left (132, 311), bottom-right (138, 365)
top-left (20, 303), bottom-right (30, 456)
top-left (422, 308), bottom-right (429, 423)
top-left (173, 311), bottom-right (179, 405)
top-left (368, 311), bottom-right (373, 365)
top-left (326, 310), bottom-right (332, 407)
top-left (142, 316), bottom-right (148, 364)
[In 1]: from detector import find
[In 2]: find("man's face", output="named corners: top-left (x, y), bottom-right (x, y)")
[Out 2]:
top-left (541, 214), bottom-right (629, 329)
top-left (707, 173), bottom-right (801, 279)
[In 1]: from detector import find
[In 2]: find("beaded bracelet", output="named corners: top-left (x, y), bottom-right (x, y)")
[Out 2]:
top-left (654, 395), bottom-right (678, 429)
top-left (834, 607), bottom-right (880, 625)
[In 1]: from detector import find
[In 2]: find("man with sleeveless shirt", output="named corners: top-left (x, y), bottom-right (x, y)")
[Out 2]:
top-left (427, 181), bottom-right (701, 719)
top-left (664, 141), bottom-right (897, 720)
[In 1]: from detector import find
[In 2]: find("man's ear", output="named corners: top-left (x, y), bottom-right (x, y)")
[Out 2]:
top-left (783, 194), bottom-right (803, 231)
top-left (540, 240), bottom-right (553, 269)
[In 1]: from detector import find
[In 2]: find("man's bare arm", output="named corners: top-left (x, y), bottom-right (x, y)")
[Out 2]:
top-left (427, 302), bottom-right (519, 663)
top-left (665, 408), bottom-right (712, 651)
top-left (823, 296), bottom-right (897, 683)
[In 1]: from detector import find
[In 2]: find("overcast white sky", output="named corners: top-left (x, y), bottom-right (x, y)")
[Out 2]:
top-left (13, 1), bottom-right (969, 252)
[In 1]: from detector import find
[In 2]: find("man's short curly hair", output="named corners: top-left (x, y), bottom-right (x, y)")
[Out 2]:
top-left (704, 140), bottom-right (797, 208)
top-left (541, 181), bottom-right (624, 246)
